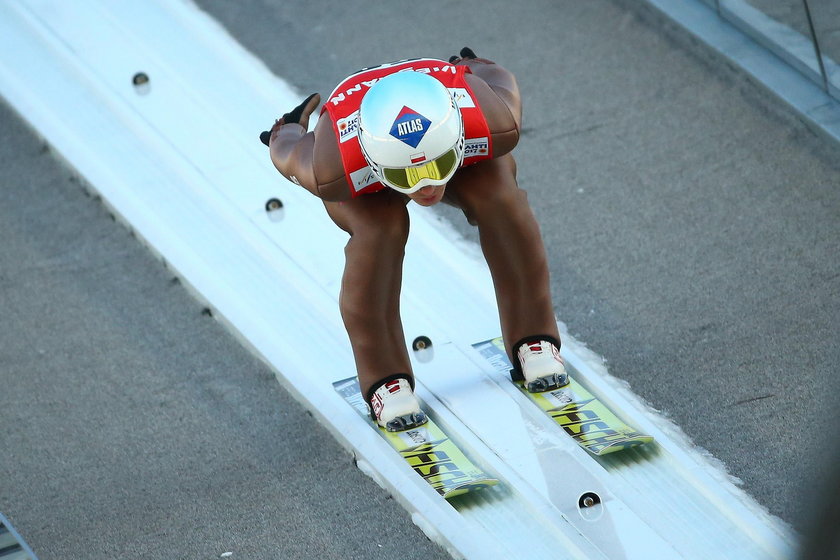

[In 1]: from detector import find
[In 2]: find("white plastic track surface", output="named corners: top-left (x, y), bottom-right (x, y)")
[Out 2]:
top-left (0, 1), bottom-right (796, 558)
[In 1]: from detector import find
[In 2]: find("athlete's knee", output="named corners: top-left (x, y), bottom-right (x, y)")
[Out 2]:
top-left (380, 204), bottom-right (410, 242)
top-left (348, 200), bottom-right (409, 244)
top-left (496, 184), bottom-right (528, 207)
top-left (462, 181), bottom-right (528, 220)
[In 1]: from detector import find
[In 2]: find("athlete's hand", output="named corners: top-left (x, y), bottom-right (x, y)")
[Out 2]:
top-left (259, 92), bottom-right (321, 147)
top-left (448, 47), bottom-right (494, 65)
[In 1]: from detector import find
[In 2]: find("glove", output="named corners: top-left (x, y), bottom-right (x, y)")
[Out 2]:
top-left (448, 47), bottom-right (477, 64)
top-left (260, 92), bottom-right (321, 147)
top-left (448, 46), bottom-right (495, 67)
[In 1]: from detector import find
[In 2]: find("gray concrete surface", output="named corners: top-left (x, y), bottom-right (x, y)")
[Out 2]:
top-left (2, 0), bottom-right (840, 557)
top-left (194, 0), bottom-right (840, 533)
top-left (0, 98), bottom-right (449, 558)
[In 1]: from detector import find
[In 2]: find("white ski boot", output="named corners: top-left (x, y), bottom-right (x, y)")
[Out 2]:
top-left (368, 376), bottom-right (428, 432)
top-left (513, 336), bottom-right (569, 393)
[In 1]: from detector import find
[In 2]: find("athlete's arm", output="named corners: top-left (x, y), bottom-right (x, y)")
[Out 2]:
top-left (463, 62), bottom-right (521, 130)
top-left (451, 48), bottom-right (522, 157)
top-left (269, 124), bottom-right (317, 193)
top-left (267, 93), bottom-right (351, 202)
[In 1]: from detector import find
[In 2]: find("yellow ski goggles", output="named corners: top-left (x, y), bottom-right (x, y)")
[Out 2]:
top-left (380, 148), bottom-right (460, 194)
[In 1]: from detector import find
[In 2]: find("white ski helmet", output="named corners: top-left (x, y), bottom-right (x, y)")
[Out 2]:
top-left (358, 71), bottom-right (464, 194)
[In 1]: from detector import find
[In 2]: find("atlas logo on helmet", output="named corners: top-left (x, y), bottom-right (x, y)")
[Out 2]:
top-left (389, 106), bottom-right (431, 148)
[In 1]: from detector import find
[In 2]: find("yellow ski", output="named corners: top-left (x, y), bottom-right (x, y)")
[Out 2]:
top-left (472, 338), bottom-right (653, 456)
top-left (334, 377), bottom-right (498, 498)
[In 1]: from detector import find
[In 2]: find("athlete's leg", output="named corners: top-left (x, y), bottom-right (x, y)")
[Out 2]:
top-left (445, 153), bottom-right (560, 358)
top-left (323, 189), bottom-right (413, 401)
